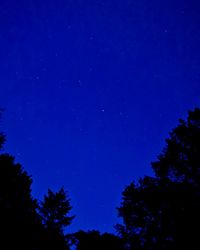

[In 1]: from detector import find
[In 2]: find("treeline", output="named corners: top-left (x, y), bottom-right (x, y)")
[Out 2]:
top-left (0, 108), bottom-right (199, 250)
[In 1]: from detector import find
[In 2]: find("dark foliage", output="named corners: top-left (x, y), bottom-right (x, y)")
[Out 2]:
top-left (0, 120), bottom-right (74, 249)
top-left (1, 107), bottom-right (200, 249)
top-left (70, 230), bottom-right (125, 250)
top-left (117, 108), bottom-right (200, 250)
top-left (39, 188), bottom-right (74, 250)
top-left (0, 153), bottom-right (41, 249)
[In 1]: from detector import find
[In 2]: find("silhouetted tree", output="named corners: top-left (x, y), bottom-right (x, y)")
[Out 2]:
top-left (117, 108), bottom-right (200, 250)
top-left (71, 230), bottom-right (125, 250)
top-left (0, 114), bottom-right (45, 249)
top-left (39, 188), bottom-right (74, 249)
top-left (0, 111), bottom-right (74, 249)
top-left (0, 153), bottom-right (40, 249)
top-left (152, 108), bottom-right (200, 186)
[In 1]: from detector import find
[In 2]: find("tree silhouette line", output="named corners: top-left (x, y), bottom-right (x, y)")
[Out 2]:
top-left (0, 108), bottom-right (199, 250)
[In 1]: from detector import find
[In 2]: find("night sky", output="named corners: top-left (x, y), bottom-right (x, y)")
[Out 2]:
top-left (0, 0), bottom-right (200, 233)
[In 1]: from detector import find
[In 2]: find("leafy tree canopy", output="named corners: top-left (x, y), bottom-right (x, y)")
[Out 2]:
top-left (0, 110), bottom-right (74, 249)
top-left (117, 108), bottom-right (200, 250)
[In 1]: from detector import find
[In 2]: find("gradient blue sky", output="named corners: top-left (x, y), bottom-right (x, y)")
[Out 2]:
top-left (0, 0), bottom-right (200, 233)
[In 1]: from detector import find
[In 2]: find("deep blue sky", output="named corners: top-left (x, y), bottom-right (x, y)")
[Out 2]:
top-left (0, 0), bottom-right (200, 233)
